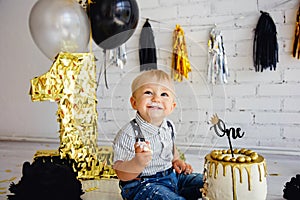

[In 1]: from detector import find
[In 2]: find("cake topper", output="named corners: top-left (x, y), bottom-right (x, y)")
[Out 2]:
top-left (210, 114), bottom-right (245, 157)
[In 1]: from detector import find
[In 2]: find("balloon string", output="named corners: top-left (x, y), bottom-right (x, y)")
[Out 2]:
top-left (96, 50), bottom-right (109, 89)
top-left (88, 0), bottom-right (93, 53)
top-left (104, 50), bottom-right (109, 89)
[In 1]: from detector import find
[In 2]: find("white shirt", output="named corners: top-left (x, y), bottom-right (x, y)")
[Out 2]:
top-left (113, 113), bottom-right (175, 176)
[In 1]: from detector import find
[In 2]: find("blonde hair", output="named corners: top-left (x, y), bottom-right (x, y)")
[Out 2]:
top-left (131, 70), bottom-right (175, 95)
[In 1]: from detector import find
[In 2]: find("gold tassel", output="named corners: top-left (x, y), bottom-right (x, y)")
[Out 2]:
top-left (293, 6), bottom-right (300, 58)
top-left (171, 24), bottom-right (191, 82)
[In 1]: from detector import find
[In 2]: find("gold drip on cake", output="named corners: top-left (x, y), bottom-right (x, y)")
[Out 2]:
top-left (231, 165), bottom-right (236, 200)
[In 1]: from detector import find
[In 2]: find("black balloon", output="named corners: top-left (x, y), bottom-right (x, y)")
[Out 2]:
top-left (89, 0), bottom-right (139, 50)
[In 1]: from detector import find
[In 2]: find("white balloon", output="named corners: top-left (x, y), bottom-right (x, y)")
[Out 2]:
top-left (29, 0), bottom-right (90, 60)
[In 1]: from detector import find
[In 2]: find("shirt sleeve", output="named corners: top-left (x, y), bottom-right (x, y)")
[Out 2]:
top-left (112, 123), bottom-right (136, 164)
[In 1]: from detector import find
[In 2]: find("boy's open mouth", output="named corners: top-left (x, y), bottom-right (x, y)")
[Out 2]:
top-left (147, 103), bottom-right (163, 109)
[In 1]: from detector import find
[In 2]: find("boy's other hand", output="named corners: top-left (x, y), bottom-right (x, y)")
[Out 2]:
top-left (172, 159), bottom-right (193, 174)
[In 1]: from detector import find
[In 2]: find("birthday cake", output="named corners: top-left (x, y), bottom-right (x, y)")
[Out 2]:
top-left (202, 148), bottom-right (267, 200)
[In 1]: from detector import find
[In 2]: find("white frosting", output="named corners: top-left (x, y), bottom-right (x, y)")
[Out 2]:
top-left (203, 150), bottom-right (267, 200)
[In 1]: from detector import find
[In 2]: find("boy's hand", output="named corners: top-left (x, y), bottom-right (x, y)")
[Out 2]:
top-left (134, 141), bottom-right (152, 167)
top-left (135, 140), bottom-right (151, 152)
top-left (172, 159), bottom-right (193, 174)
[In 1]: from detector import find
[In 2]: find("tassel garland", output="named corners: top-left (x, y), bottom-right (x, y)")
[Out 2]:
top-left (253, 11), bottom-right (279, 72)
top-left (207, 28), bottom-right (229, 84)
top-left (108, 44), bottom-right (127, 69)
top-left (171, 24), bottom-right (191, 82)
top-left (292, 6), bottom-right (300, 59)
top-left (139, 19), bottom-right (157, 71)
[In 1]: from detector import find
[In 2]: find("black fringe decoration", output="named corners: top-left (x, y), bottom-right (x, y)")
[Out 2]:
top-left (292, 6), bottom-right (300, 58)
top-left (283, 174), bottom-right (300, 200)
top-left (7, 157), bottom-right (84, 200)
top-left (253, 11), bottom-right (279, 72)
top-left (139, 19), bottom-right (157, 71)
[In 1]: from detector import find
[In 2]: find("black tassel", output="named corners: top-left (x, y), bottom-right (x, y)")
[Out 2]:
top-left (253, 11), bottom-right (279, 72)
top-left (139, 19), bottom-right (157, 71)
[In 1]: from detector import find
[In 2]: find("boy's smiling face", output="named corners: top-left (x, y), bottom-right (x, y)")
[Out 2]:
top-left (130, 83), bottom-right (176, 126)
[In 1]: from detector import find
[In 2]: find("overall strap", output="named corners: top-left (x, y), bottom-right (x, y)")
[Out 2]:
top-left (130, 119), bottom-right (145, 142)
top-left (166, 121), bottom-right (174, 138)
top-left (166, 121), bottom-right (176, 155)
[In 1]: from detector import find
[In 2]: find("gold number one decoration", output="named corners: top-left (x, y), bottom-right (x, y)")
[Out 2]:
top-left (30, 52), bottom-right (102, 179)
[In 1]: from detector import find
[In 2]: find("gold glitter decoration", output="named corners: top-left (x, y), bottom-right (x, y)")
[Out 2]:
top-left (269, 173), bottom-right (280, 176)
top-left (30, 52), bottom-right (105, 179)
top-left (0, 177), bottom-right (17, 183)
top-left (98, 146), bottom-right (117, 179)
top-left (85, 187), bottom-right (98, 192)
top-left (34, 149), bottom-right (60, 157)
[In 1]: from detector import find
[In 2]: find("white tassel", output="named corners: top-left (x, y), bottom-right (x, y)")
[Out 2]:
top-left (207, 28), bottom-right (229, 84)
top-left (108, 44), bottom-right (127, 69)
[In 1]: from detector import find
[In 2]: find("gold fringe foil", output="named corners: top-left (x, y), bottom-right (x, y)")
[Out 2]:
top-left (171, 24), bottom-right (191, 82)
top-left (30, 52), bottom-right (116, 179)
top-left (293, 6), bottom-right (300, 58)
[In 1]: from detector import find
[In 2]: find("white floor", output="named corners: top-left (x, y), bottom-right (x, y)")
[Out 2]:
top-left (0, 141), bottom-right (299, 200)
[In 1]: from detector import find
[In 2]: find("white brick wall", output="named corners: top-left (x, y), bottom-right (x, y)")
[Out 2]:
top-left (96, 0), bottom-right (300, 150)
top-left (0, 0), bottom-right (299, 153)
